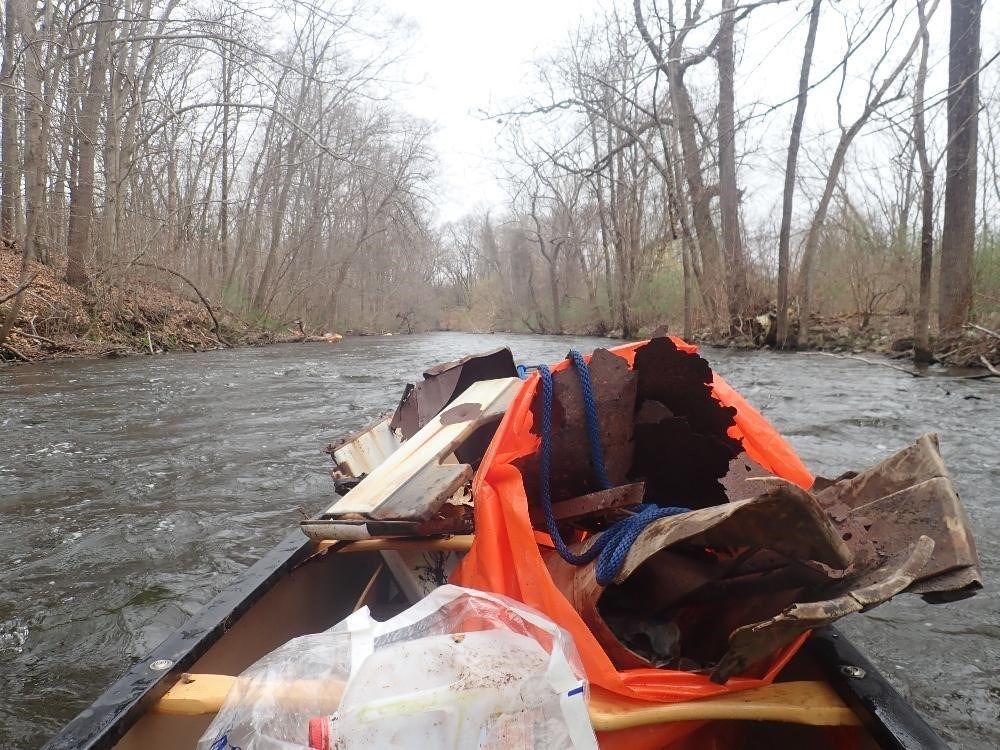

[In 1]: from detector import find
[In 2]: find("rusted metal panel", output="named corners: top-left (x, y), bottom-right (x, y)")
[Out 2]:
top-left (529, 482), bottom-right (646, 529)
top-left (389, 347), bottom-right (517, 440)
top-left (630, 337), bottom-right (742, 508)
top-left (721, 453), bottom-right (784, 502)
top-left (712, 536), bottom-right (934, 683)
top-left (817, 434), bottom-right (982, 601)
top-left (516, 348), bottom-right (637, 505)
top-left (544, 482), bottom-right (854, 672)
top-left (326, 415), bottom-right (400, 477)
top-left (613, 482), bottom-right (854, 580)
top-left (540, 433), bottom-right (981, 682)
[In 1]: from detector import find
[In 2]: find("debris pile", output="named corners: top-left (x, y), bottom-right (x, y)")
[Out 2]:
top-left (304, 348), bottom-right (518, 541)
top-left (525, 337), bottom-right (981, 682)
top-left (307, 337), bottom-right (981, 687)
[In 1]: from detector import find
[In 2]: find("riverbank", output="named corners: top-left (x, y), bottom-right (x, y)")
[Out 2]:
top-left (0, 248), bottom-right (310, 364)
top-left (688, 311), bottom-right (999, 371)
top-left (3, 247), bottom-right (997, 372)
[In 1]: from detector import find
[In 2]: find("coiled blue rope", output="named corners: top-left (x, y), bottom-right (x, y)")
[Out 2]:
top-left (537, 350), bottom-right (690, 586)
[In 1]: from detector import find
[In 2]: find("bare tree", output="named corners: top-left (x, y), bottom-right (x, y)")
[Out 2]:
top-left (912, 0), bottom-right (935, 362)
top-left (775, 0), bottom-right (821, 348)
top-left (938, 0), bottom-right (982, 335)
top-left (797, 0), bottom-right (939, 334)
top-left (634, 0), bottom-right (726, 328)
top-left (716, 0), bottom-right (750, 327)
top-left (65, 0), bottom-right (113, 287)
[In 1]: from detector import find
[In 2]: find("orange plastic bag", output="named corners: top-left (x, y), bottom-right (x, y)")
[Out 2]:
top-left (452, 339), bottom-right (815, 749)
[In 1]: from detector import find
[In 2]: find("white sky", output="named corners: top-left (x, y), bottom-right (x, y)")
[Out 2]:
top-left (379, 0), bottom-right (605, 222)
top-left (377, 0), bottom-right (997, 226)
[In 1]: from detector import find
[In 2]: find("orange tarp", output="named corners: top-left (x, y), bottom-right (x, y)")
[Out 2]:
top-left (452, 339), bottom-right (816, 749)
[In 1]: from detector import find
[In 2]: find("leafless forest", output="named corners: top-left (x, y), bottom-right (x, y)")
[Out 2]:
top-left (0, 0), bottom-right (997, 362)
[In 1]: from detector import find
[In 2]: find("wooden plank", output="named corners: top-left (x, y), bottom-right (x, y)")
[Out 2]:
top-left (588, 681), bottom-right (860, 730)
top-left (321, 377), bottom-right (519, 517)
top-left (153, 674), bottom-right (235, 715)
top-left (315, 535), bottom-right (476, 555)
top-left (153, 674), bottom-right (344, 716)
top-left (154, 674), bottom-right (858, 730)
top-left (352, 563), bottom-right (384, 612)
top-left (368, 462), bottom-right (472, 521)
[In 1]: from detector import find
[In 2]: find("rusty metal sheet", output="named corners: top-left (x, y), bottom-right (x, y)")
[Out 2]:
top-left (632, 336), bottom-right (742, 456)
top-left (629, 337), bottom-right (742, 508)
top-left (906, 566), bottom-right (983, 602)
top-left (542, 481), bottom-right (853, 671)
top-left (721, 453), bottom-right (785, 502)
top-left (814, 434), bottom-right (948, 510)
top-left (326, 414), bottom-right (400, 477)
top-left (596, 548), bottom-right (725, 616)
top-left (711, 536), bottom-right (935, 683)
top-left (529, 482), bottom-right (646, 528)
top-left (850, 477), bottom-right (982, 599)
top-left (539, 429), bottom-right (980, 679)
top-left (544, 545), bottom-right (652, 669)
top-left (818, 435), bottom-right (981, 601)
top-left (516, 348), bottom-right (636, 505)
top-left (612, 481), bottom-right (854, 582)
top-left (389, 347), bottom-right (517, 440)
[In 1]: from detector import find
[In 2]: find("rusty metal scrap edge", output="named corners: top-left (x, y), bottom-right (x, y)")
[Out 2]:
top-left (710, 536), bottom-right (935, 683)
top-left (612, 483), bottom-right (854, 584)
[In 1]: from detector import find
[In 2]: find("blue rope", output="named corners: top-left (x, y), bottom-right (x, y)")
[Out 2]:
top-left (567, 349), bottom-right (613, 490)
top-left (538, 350), bottom-right (690, 586)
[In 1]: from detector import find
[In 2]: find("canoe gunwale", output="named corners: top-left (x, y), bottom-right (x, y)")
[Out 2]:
top-left (42, 527), bottom-right (951, 750)
top-left (804, 627), bottom-right (951, 750)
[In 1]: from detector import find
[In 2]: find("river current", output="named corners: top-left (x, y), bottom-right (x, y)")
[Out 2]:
top-left (1, 332), bottom-right (996, 748)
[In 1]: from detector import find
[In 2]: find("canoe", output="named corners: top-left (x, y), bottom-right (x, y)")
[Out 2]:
top-left (40, 534), bottom-right (950, 750)
top-left (44, 341), bottom-right (956, 750)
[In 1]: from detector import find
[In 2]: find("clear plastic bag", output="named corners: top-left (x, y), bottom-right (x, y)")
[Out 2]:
top-left (198, 585), bottom-right (598, 750)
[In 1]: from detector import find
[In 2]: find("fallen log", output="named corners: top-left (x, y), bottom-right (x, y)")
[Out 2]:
top-left (0, 271), bottom-right (38, 306)
top-left (133, 262), bottom-right (229, 347)
top-left (805, 350), bottom-right (923, 377)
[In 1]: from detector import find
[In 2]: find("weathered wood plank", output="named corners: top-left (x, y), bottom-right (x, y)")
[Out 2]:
top-left (320, 377), bottom-right (519, 517)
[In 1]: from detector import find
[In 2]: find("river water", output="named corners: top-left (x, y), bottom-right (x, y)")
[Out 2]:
top-left (1, 332), bottom-right (996, 749)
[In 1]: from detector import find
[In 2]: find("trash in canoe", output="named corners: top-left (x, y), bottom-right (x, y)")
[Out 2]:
top-left (46, 336), bottom-right (977, 750)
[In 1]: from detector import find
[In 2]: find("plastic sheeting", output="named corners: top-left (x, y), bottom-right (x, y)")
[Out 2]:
top-left (197, 585), bottom-right (597, 750)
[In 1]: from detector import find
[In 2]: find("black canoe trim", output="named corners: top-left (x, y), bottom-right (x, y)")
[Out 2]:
top-left (43, 530), bottom-right (314, 750)
top-left (805, 626), bottom-right (951, 750)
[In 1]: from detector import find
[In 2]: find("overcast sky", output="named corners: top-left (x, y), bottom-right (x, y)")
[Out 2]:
top-left (378, 0), bottom-right (996, 226)
top-left (379, 0), bottom-right (604, 222)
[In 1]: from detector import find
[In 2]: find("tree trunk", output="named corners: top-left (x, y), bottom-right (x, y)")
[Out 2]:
top-left (913, 0), bottom-right (935, 363)
top-left (717, 0), bottom-right (750, 328)
top-left (19, 3), bottom-right (45, 267)
top-left (547, 256), bottom-right (562, 334)
top-left (798, 1), bottom-right (934, 332)
top-left (587, 114), bottom-right (616, 324)
top-left (670, 64), bottom-right (724, 327)
top-left (1, 0), bottom-right (19, 242)
top-left (938, 0), bottom-right (981, 335)
top-left (219, 39), bottom-right (231, 284)
top-left (776, 0), bottom-right (821, 349)
top-left (633, 0), bottom-right (725, 328)
top-left (66, 0), bottom-right (113, 287)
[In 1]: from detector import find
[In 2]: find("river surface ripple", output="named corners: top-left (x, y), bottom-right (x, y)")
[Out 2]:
top-left (1, 332), bottom-right (996, 749)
